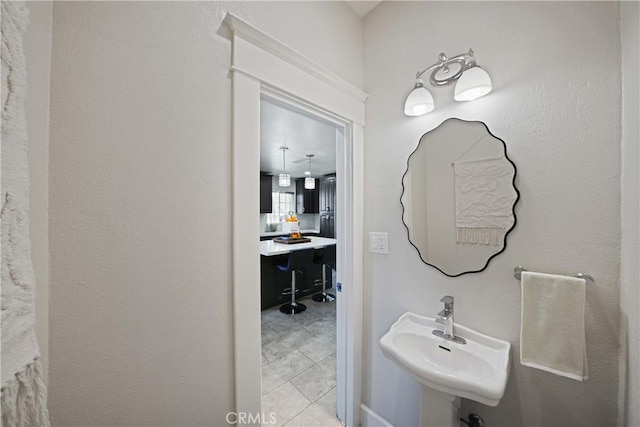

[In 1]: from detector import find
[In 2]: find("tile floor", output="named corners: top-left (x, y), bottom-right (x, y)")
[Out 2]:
top-left (261, 295), bottom-right (341, 427)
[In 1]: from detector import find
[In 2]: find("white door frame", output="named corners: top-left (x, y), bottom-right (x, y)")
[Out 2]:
top-left (224, 13), bottom-right (366, 427)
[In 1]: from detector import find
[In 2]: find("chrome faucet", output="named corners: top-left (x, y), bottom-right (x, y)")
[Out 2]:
top-left (433, 295), bottom-right (466, 344)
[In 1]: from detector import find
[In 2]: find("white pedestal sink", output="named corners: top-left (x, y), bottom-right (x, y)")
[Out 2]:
top-left (380, 312), bottom-right (511, 427)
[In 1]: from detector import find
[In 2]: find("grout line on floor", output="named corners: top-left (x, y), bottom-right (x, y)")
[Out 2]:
top-left (279, 380), bottom-right (314, 426)
top-left (261, 297), bottom-right (337, 426)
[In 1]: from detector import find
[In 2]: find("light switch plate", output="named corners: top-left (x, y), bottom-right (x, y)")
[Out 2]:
top-left (369, 232), bottom-right (388, 254)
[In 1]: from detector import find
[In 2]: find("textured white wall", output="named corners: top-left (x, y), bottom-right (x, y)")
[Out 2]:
top-left (47, 2), bottom-right (361, 425)
top-left (620, 2), bottom-right (640, 425)
top-left (363, 2), bottom-right (621, 426)
top-left (23, 0), bottom-right (52, 384)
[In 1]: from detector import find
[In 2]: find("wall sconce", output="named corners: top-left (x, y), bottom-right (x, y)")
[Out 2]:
top-left (404, 49), bottom-right (492, 117)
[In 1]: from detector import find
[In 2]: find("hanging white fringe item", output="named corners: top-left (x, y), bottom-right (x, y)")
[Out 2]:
top-left (1, 1), bottom-right (50, 425)
top-left (453, 157), bottom-right (517, 246)
top-left (1, 361), bottom-right (49, 427)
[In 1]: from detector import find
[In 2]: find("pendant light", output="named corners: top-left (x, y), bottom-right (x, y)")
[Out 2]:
top-left (304, 154), bottom-right (315, 189)
top-left (278, 146), bottom-right (290, 187)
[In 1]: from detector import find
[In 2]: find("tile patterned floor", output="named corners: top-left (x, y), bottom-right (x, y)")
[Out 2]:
top-left (261, 295), bottom-right (341, 427)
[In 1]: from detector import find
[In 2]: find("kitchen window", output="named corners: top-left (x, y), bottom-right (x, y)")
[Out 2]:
top-left (266, 191), bottom-right (295, 223)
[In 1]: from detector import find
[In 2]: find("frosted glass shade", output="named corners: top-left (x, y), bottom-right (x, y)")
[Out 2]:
top-left (454, 67), bottom-right (492, 101)
top-left (279, 173), bottom-right (290, 187)
top-left (304, 177), bottom-right (315, 189)
top-left (404, 86), bottom-right (435, 116)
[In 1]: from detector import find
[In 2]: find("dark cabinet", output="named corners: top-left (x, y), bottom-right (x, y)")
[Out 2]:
top-left (319, 213), bottom-right (335, 238)
top-left (260, 173), bottom-right (272, 213)
top-left (296, 178), bottom-right (319, 214)
top-left (319, 174), bottom-right (336, 213)
top-left (319, 174), bottom-right (336, 238)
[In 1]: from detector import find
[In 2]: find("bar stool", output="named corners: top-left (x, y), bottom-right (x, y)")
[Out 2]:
top-left (312, 245), bottom-right (336, 303)
top-left (277, 248), bottom-right (315, 315)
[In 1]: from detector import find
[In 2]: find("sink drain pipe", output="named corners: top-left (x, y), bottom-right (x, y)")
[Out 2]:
top-left (460, 413), bottom-right (485, 427)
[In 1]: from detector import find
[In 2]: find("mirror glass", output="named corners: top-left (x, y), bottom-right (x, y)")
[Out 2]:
top-left (401, 118), bottom-right (519, 277)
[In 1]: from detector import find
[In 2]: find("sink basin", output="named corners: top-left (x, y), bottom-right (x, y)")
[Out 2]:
top-left (380, 312), bottom-right (511, 407)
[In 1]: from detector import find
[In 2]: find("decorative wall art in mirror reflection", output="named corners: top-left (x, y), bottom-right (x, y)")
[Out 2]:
top-left (401, 118), bottom-right (520, 277)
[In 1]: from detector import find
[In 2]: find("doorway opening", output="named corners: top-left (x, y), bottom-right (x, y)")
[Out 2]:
top-left (259, 95), bottom-right (343, 425)
top-left (226, 11), bottom-right (366, 427)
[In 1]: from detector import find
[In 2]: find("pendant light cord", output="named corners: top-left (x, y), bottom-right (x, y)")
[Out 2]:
top-left (281, 147), bottom-right (288, 174)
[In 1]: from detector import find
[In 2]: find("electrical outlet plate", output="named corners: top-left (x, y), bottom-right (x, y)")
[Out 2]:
top-left (369, 232), bottom-right (388, 254)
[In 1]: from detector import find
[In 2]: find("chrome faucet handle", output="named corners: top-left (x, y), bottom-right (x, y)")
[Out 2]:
top-left (439, 295), bottom-right (454, 314)
top-left (436, 309), bottom-right (450, 323)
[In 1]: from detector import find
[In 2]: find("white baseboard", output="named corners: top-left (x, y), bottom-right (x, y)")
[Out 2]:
top-left (360, 404), bottom-right (393, 427)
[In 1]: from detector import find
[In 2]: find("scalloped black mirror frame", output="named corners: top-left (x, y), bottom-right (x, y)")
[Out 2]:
top-left (400, 118), bottom-right (520, 277)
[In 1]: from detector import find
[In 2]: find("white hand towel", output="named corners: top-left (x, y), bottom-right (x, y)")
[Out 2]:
top-left (520, 271), bottom-right (588, 381)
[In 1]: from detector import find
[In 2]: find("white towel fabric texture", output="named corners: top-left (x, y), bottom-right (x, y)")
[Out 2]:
top-left (520, 271), bottom-right (588, 381)
top-left (1, 1), bottom-right (51, 425)
top-left (453, 157), bottom-right (516, 246)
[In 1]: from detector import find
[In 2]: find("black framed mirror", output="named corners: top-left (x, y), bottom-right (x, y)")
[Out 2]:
top-left (401, 118), bottom-right (519, 277)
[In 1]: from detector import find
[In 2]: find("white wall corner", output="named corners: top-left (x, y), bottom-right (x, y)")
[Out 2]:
top-left (619, 1), bottom-right (640, 425)
top-left (23, 0), bottom-right (53, 386)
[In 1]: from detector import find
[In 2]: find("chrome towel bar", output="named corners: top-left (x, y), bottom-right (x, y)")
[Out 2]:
top-left (514, 266), bottom-right (594, 285)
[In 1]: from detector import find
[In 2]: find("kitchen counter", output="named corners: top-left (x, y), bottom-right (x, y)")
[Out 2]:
top-left (260, 228), bottom-right (320, 237)
top-left (260, 236), bottom-right (336, 256)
